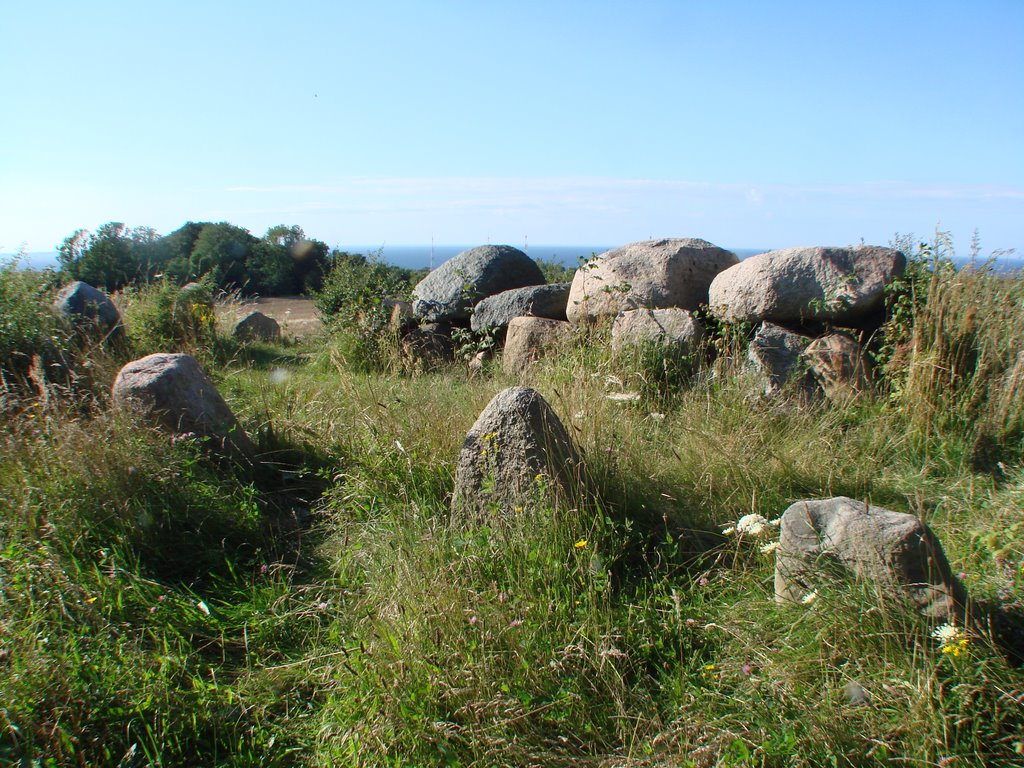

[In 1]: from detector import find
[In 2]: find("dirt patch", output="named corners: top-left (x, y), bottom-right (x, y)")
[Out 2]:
top-left (218, 296), bottom-right (322, 339)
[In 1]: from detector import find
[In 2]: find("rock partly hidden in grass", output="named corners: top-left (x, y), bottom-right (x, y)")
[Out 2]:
top-left (502, 317), bottom-right (572, 376)
top-left (803, 332), bottom-right (871, 402)
top-left (451, 386), bottom-right (585, 518)
top-left (566, 238), bottom-right (738, 326)
top-left (470, 282), bottom-right (571, 333)
top-left (708, 245), bottom-right (906, 325)
top-left (111, 352), bottom-right (255, 458)
top-left (232, 310), bottom-right (281, 342)
top-left (746, 322), bottom-right (815, 398)
top-left (401, 323), bottom-right (455, 371)
top-left (774, 496), bottom-right (971, 623)
top-left (412, 244), bottom-right (546, 323)
top-left (611, 307), bottom-right (705, 355)
top-left (53, 280), bottom-right (124, 343)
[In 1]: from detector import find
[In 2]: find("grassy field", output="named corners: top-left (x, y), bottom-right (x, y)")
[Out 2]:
top-left (2, 249), bottom-right (1024, 766)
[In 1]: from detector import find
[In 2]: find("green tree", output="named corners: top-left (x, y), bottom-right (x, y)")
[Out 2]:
top-left (187, 222), bottom-right (258, 291)
top-left (58, 222), bottom-right (154, 291)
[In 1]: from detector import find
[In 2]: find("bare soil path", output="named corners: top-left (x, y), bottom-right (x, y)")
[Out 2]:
top-left (218, 295), bottom-right (322, 339)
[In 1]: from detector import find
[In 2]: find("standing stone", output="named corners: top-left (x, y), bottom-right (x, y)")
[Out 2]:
top-left (502, 317), bottom-right (572, 376)
top-left (53, 281), bottom-right (124, 342)
top-left (112, 353), bottom-right (255, 457)
top-left (233, 311), bottom-right (281, 342)
top-left (774, 497), bottom-right (970, 622)
top-left (803, 333), bottom-right (871, 401)
top-left (611, 307), bottom-right (705, 356)
top-left (451, 387), bottom-right (584, 518)
top-left (566, 238), bottom-right (737, 325)
top-left (412, 245), bottom-right (545, 323)
top-left (746, 322), bottom-right (815, 398)
top-left (708, 245), bottom-right (906, 325)
top-left (470, 283), bottom-right (571, 333)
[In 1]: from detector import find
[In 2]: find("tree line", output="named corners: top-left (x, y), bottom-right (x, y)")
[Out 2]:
top-left (58, 221), bottom-right (334, 296)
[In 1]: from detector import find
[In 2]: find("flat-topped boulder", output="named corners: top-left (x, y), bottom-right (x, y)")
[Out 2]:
top-left (774, 497), bottom-right (970, 622)
top-left (412, 245), bottom-right (545, 323)
top-left (53, 281), bottom-right (124, 342)
top-left (470, 283), bottom-right (571, 333)
top-left (708, 245), bottom-right (905, 325)
top-left (451, 387), bottom-right (584, 518)
top-left (566, 238), bottom-right (737, 325)
top-left (111, 353), bottom-right (255, 458)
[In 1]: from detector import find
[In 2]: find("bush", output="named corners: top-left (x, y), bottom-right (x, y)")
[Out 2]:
top-left (118, 279), bottom-right (217, 358)
top-left (313, 251), bottom-right (414, 372)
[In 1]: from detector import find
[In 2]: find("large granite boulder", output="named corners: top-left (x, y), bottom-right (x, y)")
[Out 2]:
top-left (708, 246), bottom-right (905, 325)
top-left (566, 238), bottom-right (737, 325)
top-left (502, 317), bottom-right (572, 376)
top-left (112, 353), bottom-right (255, 457)
top-left (412, 245), bottom-right (545, 323)
top-left (233, 311), bottom-right (281, 342)
top-left (746, 322), bottom-right (814, 398)
top-left (451, 387), bottom-right (584, 518)
top-left (470, 283), bottom-right (571, 333)
top-left (774, 497), bottom-right (970, 622)
top-left (611, 307), bottom-right (705, 356)
top-left (53, 281), bottom-right (124, 342)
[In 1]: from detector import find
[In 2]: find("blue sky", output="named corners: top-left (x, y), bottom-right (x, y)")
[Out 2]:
top-left (2, 0), bottom-right (1021, 254)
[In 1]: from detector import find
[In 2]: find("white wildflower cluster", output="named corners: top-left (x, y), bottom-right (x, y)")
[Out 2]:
top-left (723, 514), bottom-right (780, 538)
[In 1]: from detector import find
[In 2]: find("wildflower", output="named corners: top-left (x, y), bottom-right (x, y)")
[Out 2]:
top-left (196, 600), bottom-right (211, 616)
top-left (736, 514), bottom-right (772, 537)
top-left (469, 615), bottom-right (478, 625)
top-left (509, 619), bottom-right (524, 628)
top-left (741, 662), bottom-right (752, 677)
top-left (721, 526), bottom-right (736, 535)
top-left (760, 541), bottom-right (780, 555)
top-left (800, 590), bottom-right (818, 605)
top-left (574, 539), bottom-right (588, 549)
top-left (606, 392), bottom-right (641, 402)
top-left (932, 623), bottom-right (971, 657)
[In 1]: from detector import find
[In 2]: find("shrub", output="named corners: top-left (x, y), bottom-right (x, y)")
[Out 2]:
top-left (117, 279), bottom-right (217, 358)
top-left (313, 251), bottom-right (413, 372)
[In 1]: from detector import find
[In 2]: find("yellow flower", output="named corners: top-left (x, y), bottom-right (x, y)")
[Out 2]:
top-left (574, 539), bottom-right (588, 549)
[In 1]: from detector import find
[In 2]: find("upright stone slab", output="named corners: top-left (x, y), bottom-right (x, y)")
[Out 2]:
top-left (452, 387), bottom-right (584, 518)
top-left (803, 333), bottom-right (871, 401)
top-left (774, 497), bottom-right (970, 621)
top-left (502, 317), bottom-right (572, 375)
top-left (53, 281), bottom-right (124, 342)
top-left (566, 238), bottom-right (737, 325)
top-left (611, 307), bottom-right (704, 355)
top-left (112, 353), bottom-right (255, 457)
top-left (746, 322), bottom-right (814, 398)
top-left (412, 245), bottom-right (545, 323)
top-left (708, 245), bottom-right (906, 325)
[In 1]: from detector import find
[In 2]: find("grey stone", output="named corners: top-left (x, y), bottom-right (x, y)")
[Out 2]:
top-left (451, 387), bottom-right (584, 518)
top-left (178, 282), bottom-right (214, 309)
top-left (412, 245), bottom-right (545, 323)
top-left (747, 323), bottom-right (815, 398)
top-left (566, 238), bottom-right (737, 325)
top-left (774, 497), bottom-right (970, 622)
top-left (502, 317), bottom-right (572, 376)
top-left (233, 311), bottom-right (281, 342)
top-left (53, 281), bottom-right (124, 342)
top-left (112, 353), bottom-right (255, 457)
top-left (470, 283), bottom-right (571, 333)
top-left (611, 307), bottom-right (704, 356)
top-left (708, 245), bottom-right (906, 325)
